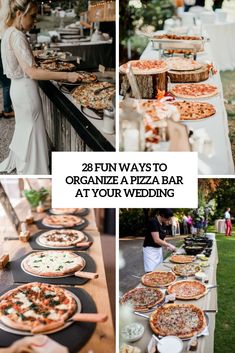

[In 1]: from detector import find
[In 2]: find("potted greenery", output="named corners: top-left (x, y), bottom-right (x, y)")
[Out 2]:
top-left (23, 187), bottom-right (49, 210)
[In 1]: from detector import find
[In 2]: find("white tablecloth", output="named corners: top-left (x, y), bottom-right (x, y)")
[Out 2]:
top-left (202, 21), bottom-right (235, 71)
top-left (140, 42), bottom-right (234, 175)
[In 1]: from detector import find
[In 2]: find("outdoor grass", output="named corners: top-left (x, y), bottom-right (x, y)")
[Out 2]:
top-left (207, 226), bottom-right (235, 353)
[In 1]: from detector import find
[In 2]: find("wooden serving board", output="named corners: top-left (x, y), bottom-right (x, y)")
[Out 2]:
top-left (168, 65), bottom-right (209, 83)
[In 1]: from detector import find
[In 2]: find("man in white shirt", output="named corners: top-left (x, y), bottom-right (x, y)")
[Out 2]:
top-left (224, 207), bottom-right (232, 237)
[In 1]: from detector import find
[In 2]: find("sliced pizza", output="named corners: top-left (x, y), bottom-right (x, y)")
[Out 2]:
top-left (150, 303), bottom-right (206, 339)
top-left (141, 271), bottom-right (176, 287)
top-left (0, 283), bottom-right (77, 334)
top-left (173, 264), bottom-right (201, 277)
top-left (171, 101), bottom-right (216, 120)
top-left (21, 251), bottom-right (85, 277)
top-left (167, 280), bottom-right (207, 300)
top-left (171, 83), bottom-right (218, 99)
top-left (120, 287), bottom-right (164, 312)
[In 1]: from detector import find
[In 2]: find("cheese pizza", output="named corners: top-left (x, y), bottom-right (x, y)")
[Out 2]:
top-left (170, 255), bottom-right (196, 264)
top-left (167, 280), bottom-right (207, 300)
top-left (22, 251), bottom-right (85, 277)
top-left (141, 271), bottom-right (176, 287)
top-left (166, 58), bottom-right (202, 71)
top-left (171, 83), bottom-right (218, 99)
top-left (171, 101), bottom-right (216, 120)
top-left (120, 287), bottom-right (164, 312)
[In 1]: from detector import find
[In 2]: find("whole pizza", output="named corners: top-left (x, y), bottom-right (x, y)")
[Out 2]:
top-left (171, 83), bottom-right (218, 99)
top-left (0, 283), bottom-right (77, 334)
top-left (37, 229), bottom-right (85, 248)
top-left (171, 101), bottom-right (216, 120)
top-left (40, 61), bottom-right (75, 72)
top-left (173, 264), bottom-right (201, 277)
top-left (170, 255), bottom-right (196, 264)
top-left (72, 82), bottom-right (115, 110)
top-left (166, 58), bottom-right (202, 71)
top-left (150, 303), bottom-right (206, 339)
top-left (42, 215), bottom-right (84, 228)
top-left (167, 280), bottom-right (207, 300)
top-left (141, 271), bottom-right (176, 287)
top-left (50, 208), bottom-right (77, 215)
top-left (119, 60), bottom-right (168, 75)
top-left (120, 287), bottom-right (164, 312)
top-left (22, 251), bottom-right (85, 277)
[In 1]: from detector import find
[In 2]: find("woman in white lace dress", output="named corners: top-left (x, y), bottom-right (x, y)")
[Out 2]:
top-left (0, 0), bottom-right (80, 174)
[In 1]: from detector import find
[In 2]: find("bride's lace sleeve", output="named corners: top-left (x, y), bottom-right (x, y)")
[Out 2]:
top-left (10, 30), bottom-right (36, 72)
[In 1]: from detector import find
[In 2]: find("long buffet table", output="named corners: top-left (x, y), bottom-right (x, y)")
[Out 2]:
top-left (120, 240), bottom-right (218, 353)
top-left (39, 79), bottom-right (115, 152)
top-left (140, 40), bottom-right (234, 175)
top-left (0, 202), bottom-right (115, 353)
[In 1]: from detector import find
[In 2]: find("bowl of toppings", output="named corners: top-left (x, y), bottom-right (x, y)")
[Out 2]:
top-left (121, 322), bottom-right (145, 343)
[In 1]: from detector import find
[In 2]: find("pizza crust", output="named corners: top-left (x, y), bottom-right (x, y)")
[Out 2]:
top-left (150, 303), bottom-right (207, 339)
top-left (22, 251), bottom-right (85, 277)
top-left (167, 280), bottom-right (207, 300)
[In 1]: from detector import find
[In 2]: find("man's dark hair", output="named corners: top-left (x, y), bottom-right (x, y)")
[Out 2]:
top-left (159, 208), bottom-right (174, 219)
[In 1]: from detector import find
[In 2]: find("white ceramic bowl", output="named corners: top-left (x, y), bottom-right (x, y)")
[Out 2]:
top-left (195, 271), bottom-right (206, 281)
top-left (157, 336), bottom-right (184, 353)
top-left (121, 323), bottom-right (145, 343)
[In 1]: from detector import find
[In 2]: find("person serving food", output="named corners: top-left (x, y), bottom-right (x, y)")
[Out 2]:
top-left (143, 209), bottom-right (177, 272)
top-left (0, 0), bottom-right (80, 175)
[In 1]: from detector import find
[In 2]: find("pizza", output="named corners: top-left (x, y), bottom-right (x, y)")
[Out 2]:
top-left (61, 71), bottom-right (97, 84)
top-left (42, 215), bottom-right (84, 228)
top-left (171, 84), bottom-right (218, 99)
top-left (170, 255), bottom-right (196, 264)
top-left (173, 264), bottom-right (201, 277)
top-left (0, 283), bottom-right (77, 334)
top-left (154, 34), bottom-right (203, 41)
top-left (50, 208), bottom-right (77, 215)
top-left (150, 303), bottom-right (206, 339)
top-left (119, 60), bottom-right (168, 75)
top-left (37, 229), bottom-right (85, 248)
top-left (40, 61), bottom-right (75, 72)
top-left (120, 287), bottom-right (164, 312)
top-left (166, 58), bottom-right (202, 72)
top-left (72, 82), bottom-right (115, 110)
top-left (22, 251), bottom-right (85, 277)
top-left (167, 280), bottom-right (207, 300)
top-left (171, 101), bottom-right (216, 120)
top-left (141, 271), bottom-right (176, 287)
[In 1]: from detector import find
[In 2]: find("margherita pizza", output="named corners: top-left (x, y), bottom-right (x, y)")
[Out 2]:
top-left (0, 282), bottom-right (77, 334)
top-left (166, 58), bottom-right (202, 71)
top-left (42, 215), bottom-right (84, 228)
top-left (120, 287), bottom-right (164, 312)
top-left (22, 251), bottom-right (85, 277)
top-left (72, 82), bottom-right (115, 110)
top-left (37, 230), bottom-right (85, 248)
top-left (171, 83), bottom-right (218, 99)
top-left (167, 280), bottom-right (207, 300)
top-left (170, 255), bottom-right (196, 264)
top-left (150, 303), bottom-right (206, 339)
top-left (171, 101), bottom-right (216, 120)
top-left (173, 264), bottom-right (201, 277)
top-left (141, 271), bottom-right (176, 287)
top-left (119, 60), bottom-right (168, 75)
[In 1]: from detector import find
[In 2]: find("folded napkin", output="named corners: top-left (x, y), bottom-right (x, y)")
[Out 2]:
top-left (0, 335), bottom-right (69, 353)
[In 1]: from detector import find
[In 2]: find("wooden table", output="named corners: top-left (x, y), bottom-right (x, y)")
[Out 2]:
top-left (0, 201), bottom-right (115, 353)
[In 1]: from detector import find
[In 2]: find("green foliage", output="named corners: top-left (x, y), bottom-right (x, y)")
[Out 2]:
top-left (119, 208), bottom-right (148, 237)
top-left (74, 0), bottom-right (88, 16)
top-left (23, 188), bottom-right (49, 208)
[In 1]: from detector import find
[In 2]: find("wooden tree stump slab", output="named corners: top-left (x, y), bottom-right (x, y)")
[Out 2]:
top-left (168, 65), bottom-right (209, 83)
top-left (120, 72), bottom-right (167, 99)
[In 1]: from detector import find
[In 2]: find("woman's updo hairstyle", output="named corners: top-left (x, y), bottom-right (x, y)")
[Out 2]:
top-left (6, 0), bottom-right (37, 26)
